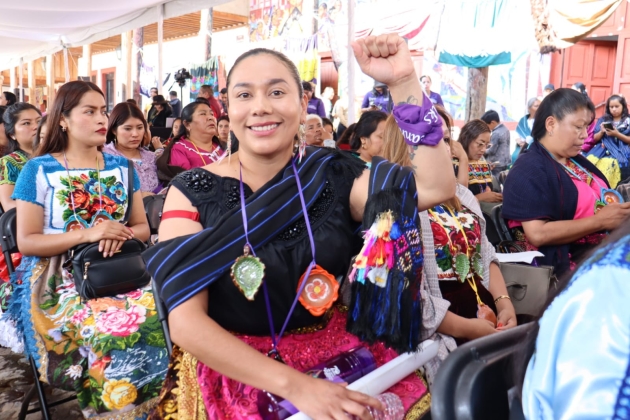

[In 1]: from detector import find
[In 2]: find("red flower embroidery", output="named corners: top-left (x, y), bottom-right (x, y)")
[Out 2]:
top-left (430, 221), bottom-right (449, 247)
top-left (67, 189), bottom-right (91, 210)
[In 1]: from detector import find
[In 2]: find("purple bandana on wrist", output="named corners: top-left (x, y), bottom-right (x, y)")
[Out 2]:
top-left (392, 94), bottom-right (443, 147)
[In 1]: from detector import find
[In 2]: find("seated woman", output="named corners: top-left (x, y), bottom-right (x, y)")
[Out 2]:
top-left (217, 115), bottom-right (230, 150)
top-left (304, 114), bottom-right (324, 147)
top-left (104, 102), bottom-right (164, 197)
top-left (156, 101), bottom-right (224, 185)
top-left (0, 103), bottom-right (40, 351)
top-left (584, 94), bottom-right (630, 188)
top-left (513, 97), bottom-right (540, 163)
top-left (519, 223), bottom-right (630, 418)
top-left (143, 34), bottom-right (456, 419)
top-left (458, 119), bottom-right (503, 205)
top-left (382, 107), bottom-right (516, 385)
top-left (34, 114), bottom-right (48, 151)
top-left (343, 110), bottom-right (387, 168)
top-left (503, 88), bottom-right (630, 277)
top-left (7, 81), bottom-right (168, 418)
top-left (0, 103), bottom-right (41, 210)
top-left (148, 95), bottom-right (173, 128)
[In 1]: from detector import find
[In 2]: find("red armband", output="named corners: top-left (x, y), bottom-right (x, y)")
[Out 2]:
top-left (161, 210), bottom-right (200, 222)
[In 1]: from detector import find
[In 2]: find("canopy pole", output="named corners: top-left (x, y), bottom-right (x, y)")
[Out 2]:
top-left (63, 47), bottom-right (70, 83)
top-left (347, 0), bottom-right (356, 125)
top-left (200, 8), bottom-right (213, 62)
top-left (18, 58), bottom-right (24, 102)
top-left (133, 28), bottom-right (144, 104)
top-left (157, 4), bottom-right (164, 95)
top-left (10, 65), bottom-right (16, 91)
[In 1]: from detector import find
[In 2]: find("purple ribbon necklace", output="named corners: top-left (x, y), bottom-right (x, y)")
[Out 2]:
top-left (231, 158), bottom-right (317, 362)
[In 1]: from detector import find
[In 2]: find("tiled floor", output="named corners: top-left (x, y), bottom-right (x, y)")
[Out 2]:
top-left (0, 347), bottom-right (82, 420)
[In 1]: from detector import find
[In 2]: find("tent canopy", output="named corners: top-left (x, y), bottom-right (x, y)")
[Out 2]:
top-left (0, 0), bottom-right (228, 70)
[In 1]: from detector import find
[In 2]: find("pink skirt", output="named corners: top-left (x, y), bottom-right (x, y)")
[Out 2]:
top-left (197, 308), bottom-right (430, 419)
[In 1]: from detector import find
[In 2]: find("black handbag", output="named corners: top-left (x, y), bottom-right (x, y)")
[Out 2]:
top-left (68, 161), bottom-right (151, 300)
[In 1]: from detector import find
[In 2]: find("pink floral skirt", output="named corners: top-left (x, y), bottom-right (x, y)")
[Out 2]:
top-left (197, 308), bottom-right (430, 419)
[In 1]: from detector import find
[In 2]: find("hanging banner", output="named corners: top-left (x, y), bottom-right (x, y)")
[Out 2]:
top-left (189, 57), bottom-right (220, 100)
top-left (284, 35), bottom-right (319, 83)
top-left (140, 64), bottom-right (157, 98)
top-left (249, 0), bottom-right (315, 42)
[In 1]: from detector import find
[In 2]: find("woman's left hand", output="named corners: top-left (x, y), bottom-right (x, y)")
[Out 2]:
top-left (151, 136), bottom-right (164, 149)
top-left (351, 34), bottom-right (415, 89)
top-left (496, 304), bottom-right (517, 331)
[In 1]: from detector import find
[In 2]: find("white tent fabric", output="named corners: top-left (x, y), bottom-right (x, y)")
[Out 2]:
top-left (0, 0), bottom-right (228, 70)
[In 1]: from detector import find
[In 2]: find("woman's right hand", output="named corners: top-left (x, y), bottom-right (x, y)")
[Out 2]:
top-left (595, 202), bottom-right (630, 231)
top-left (287, 375), bottom-right (383, 420)
top-left (464, 318), bottom-right (497, 340)
top-left (476, 187), bottom-right (503, 203)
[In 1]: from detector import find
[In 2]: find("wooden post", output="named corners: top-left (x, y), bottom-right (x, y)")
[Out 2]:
top-left (63, 48), bottom-right (70, 83)
top-left (347, 0), bottom-right (356, 125)
top-left (18, 58), bottom-right (24, 102)
top-left (27, 60), bottom-right (35, 104)
top-left (157, 4), bottom-right (164, 95)
top-left (200, 9), bottom-right (213, 62)
top-left (82, 44), bottom-right (92, 78)
top-left (121, 31), bottom-right (133, 100)
top-left (46, 54), bottom-right (55, 107)
top-left (133, 28), bottom-right (144, 104)
top-left (465, 66), bottom-right (489, 121)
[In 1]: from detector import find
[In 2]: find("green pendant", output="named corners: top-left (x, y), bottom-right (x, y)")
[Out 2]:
top-left (471, 250), bottom-right (483, 277)
top-left (231, 245), bottom-right (266, 301)
top-left (454, 253), bottom-right (470, 283)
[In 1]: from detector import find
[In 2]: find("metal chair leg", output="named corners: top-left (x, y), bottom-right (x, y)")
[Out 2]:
top-left (18, 384), bottom-right (37, 420)
top-left (29, 356), bottom-right (51, 420)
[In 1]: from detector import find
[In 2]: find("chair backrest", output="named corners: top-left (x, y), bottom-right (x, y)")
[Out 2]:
top-left (482, 212), bottom-right (501, 247)
top-left (0, 208), bottom-right (18, 274)
top-left (143, 194), bottom-right (165, 236)
top-left (492, 204), bottom-right (513, 242)
top-left (431, 323), bottom-right (533, 420)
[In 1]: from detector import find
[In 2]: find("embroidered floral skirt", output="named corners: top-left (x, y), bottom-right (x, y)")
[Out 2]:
top-left (7, 255), bottom-right (169, 419)
top-left (148, 307), bottom-right (431, 420)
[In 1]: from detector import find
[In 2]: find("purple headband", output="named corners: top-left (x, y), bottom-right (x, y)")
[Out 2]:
top-left (392, 93), bottom-right (444, 147)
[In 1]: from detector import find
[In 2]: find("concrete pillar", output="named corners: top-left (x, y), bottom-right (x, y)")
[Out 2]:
top-left (122, 31), bottom-right (133, 100)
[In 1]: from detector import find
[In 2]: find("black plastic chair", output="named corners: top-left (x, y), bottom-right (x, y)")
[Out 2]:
top-left (152, 280), bottom-right (173, 357)
top-left (482, 211), bottom-right (501, 247)
top-left (0, 208), bottom-right (77, 420)
top-left (492, 204), bottom-right (514, 243)
top-left (431, 323), bottom-right (533, 420)
top-left (143, 194), bottom-right (165, 235)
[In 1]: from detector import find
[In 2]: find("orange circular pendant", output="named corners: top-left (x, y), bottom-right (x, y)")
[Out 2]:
top-left (297, 265), bottom-right (339, 317)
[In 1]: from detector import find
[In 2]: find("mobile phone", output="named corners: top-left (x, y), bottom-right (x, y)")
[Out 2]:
top-left (602, 122), bottom-right (614, 130)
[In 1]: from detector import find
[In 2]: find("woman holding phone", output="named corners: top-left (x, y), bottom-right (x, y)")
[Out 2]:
top-left (585, 94), bottom-right (630, 187)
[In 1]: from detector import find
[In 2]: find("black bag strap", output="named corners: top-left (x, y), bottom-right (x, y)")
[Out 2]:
top-left (123, 159), bottom-right (134, 223)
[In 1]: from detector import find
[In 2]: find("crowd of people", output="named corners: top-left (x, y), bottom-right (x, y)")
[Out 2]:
top-left (0, 32), bottom-right (627, 419)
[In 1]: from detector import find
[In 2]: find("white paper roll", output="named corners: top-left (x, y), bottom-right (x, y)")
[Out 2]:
top-left (286, 340), bottom-right (439, 420)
